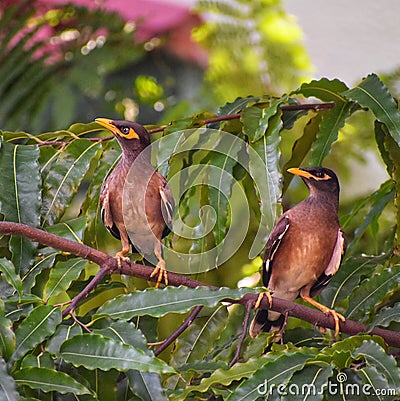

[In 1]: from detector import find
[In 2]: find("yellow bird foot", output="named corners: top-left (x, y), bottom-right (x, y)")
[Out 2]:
top-left (323, 307), bottom-right (345, 337)
top-left (150, 259), bottom-right (168, 288)
top-left (254, 291), bottom-right (273, 309)
top-left (115, 251), bottom-right (130, 268)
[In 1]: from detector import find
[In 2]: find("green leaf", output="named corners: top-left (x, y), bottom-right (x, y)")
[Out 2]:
top-left (351, 340), bottom-right (400, 392)
top-left (41, 139), bottom-right (102, 226)
top-left (59, 333), bottom-right (174, 374)
top-left (0, 142), bottom-right (41, 273)
top-left (94, 321), bottom-right (149, 352)
top-left (282, 112), bottom-right (321, 193)
top-left (43, 258), bottom-right (87, 303)
top-left (217, 96), bottom-right (260, 117)
top-left (369, 303), bottom-right (400, 329)
top-left (170, 306), bottom-right (228, 370)
top-left (247, 111), bottom-right (282, 258)
top-left (342, 73), bottom-right (400, 144)
top-left (0, 357), bottom-right (18, 401)
top-left (346, 266), bottom-right (400, 321)
top-left (281, 363), bottom-right (333, 401)
top-left (0, 316), bottom-right (15, 360)
top-left (227, 349), bottom-right (316, 401)
top-left (296, 78), bottom-right (352, 165)
top-left (22, 252), bottom-right (58, 293)
top-left (14, 366), bottom-right (91, 395)
top-left (96, 286), bottom-right (258, 320)
top-left (319, 254), bottom-right (387, 309)
top-left (297, 77), bottom-right (349, 102)
top-left (346, 180), bottom-right (395, 250)
top-left (46, 324), bottom-right (82, 355)
top-left (310, 102), bottom-right (353, 165)
top-left (376, 122), bottom-right (400, 251)
top-left (12, 305), bottom-right (62, 364)
top-left (170, 356), bottom-right (276, 401)
top-left (81, 143), bottom-right (120, 249)
top-left (241, 98), bottom-right (286, 143)
top-left (0, 258), bottom-right (22, 299)
top-left (45, 217), bottom-right (87, 242)
top-left (127, 371), bottom-right (167, 401)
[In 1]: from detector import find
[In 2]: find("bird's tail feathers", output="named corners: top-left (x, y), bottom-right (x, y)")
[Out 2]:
top-left (249, 309), bottom-right (285, 338)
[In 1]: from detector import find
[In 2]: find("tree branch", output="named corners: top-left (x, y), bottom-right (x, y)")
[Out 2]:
top-left (1, 221), bottom-right (399, 348)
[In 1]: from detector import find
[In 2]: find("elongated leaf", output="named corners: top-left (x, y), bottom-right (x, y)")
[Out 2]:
top-left (310, 102), bottom-right (353, 165)
top-left (351, 340), bottom-right (400, 392)
top-left (41, 139), bottom-right (102, 226)
top-left (296, 78), bottom-right (352, 165)
top-left (94, 321), bottom-right (149, 352)
top-left (0, 316), bottom-right (15, 360)
top-left (227, 349), bottom-right (316, 401)
top-left (12, 305), bottom-right (62, 363)
top-left (377, 123), bottom-right (400, 251)
top-left (342, 73), bottom-right (400, 144)
top-left (282, 112), bottom-right (321, 193)
top-left (46, 324), bottom-right (82, 355)
top-left (127, 370), bottom-right (167, 401)
top-left (43, 258), bottom-right (87, 303)
top-left (346, 265), bottom-right (400, 321)
top-left (282, 363), bottom-right (333, 401)
top-left (319, 254), bottom-right (387, 309)
top-left (247, 111), bottom-right (282, 258)
top-left (217, 96), bottom-right (260, 117)
top-left (0, 258), bottom-right (22, 299)
top-left (14, 366), bottom-right (90, 395)
top-left (369, 303), bottom-right (400, 329)
top-left (170, 306), bottom-right (228, 370)
top-left (81, 143), bottom-right (120, 249)
top-left (170, 356), bottom-right (279, 401)
top-left (0, 142), bottom-right (41, 273)
top-left (241, 98), bottom-right (286, 143)
top-left (60, 333), bottom-right (174, 374)
top-left (96, 286), bottom-right (257, 320)
top-left (348, 180), bottom-right (395, 249)
top-left (45, 217), bottom-right (87, 242)
top-left (22, 251), bottom-right (58, 293)
top-left (0, 357), bottom-right (18, 401)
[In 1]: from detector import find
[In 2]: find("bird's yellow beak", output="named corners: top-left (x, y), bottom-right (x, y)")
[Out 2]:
top-left (287, 167), bottom-right (313, 179)
top-left (288, 167), bottom-right (331, 181)
top-left (95, 118), bottom-right (120, 136)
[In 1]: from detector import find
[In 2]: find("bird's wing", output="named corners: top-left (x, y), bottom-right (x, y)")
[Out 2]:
top-left (100, 183), bottom-right (121, 240)
top-left (262, 215), bottom-right (290, 288)
top-left (310, 227), bottom-right (346, 297)
top-left (158, 174), bottom-right (175, 238)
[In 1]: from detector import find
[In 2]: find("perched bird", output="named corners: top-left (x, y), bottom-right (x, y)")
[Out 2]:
top-left (249, 167), bottom-right (346, 338)
top-left (95, 118), bottom-right (174, 287)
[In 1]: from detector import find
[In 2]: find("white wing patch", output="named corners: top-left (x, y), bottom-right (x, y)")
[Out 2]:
top-left (324, 228), bottom-right (346, 276)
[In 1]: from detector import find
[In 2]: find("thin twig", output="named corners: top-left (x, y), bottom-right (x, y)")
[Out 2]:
top-left (154, 305), bottom-right (204, 356)
top-left (62, 266), bottom-right (111, 318)
top-left (229, 300), bottom-right (253, 367)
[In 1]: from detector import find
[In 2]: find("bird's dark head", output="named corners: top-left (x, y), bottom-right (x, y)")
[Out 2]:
top-left (288, 167), bottom-right (340, 199)
top-left (95, 118), bottom-right (151, 153)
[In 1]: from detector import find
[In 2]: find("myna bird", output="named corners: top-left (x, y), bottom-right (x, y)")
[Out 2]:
top-left (95, 118), bottom-right (174, 287)
top-left (249, 167), bottom-right (346, 338)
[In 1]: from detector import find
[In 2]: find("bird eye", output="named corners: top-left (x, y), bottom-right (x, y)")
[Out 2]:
top-left (120, 127), bottom-right (130, 135)
top-left (315, 171), bottom-right (324, 178)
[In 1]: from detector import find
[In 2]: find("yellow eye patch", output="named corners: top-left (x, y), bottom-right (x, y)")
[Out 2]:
top-left (119, 127), bottom-right (139, 139)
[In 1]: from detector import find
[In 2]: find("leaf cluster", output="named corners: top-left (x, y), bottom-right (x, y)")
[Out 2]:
top-left (0, 74), bottom-right (400, 399)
